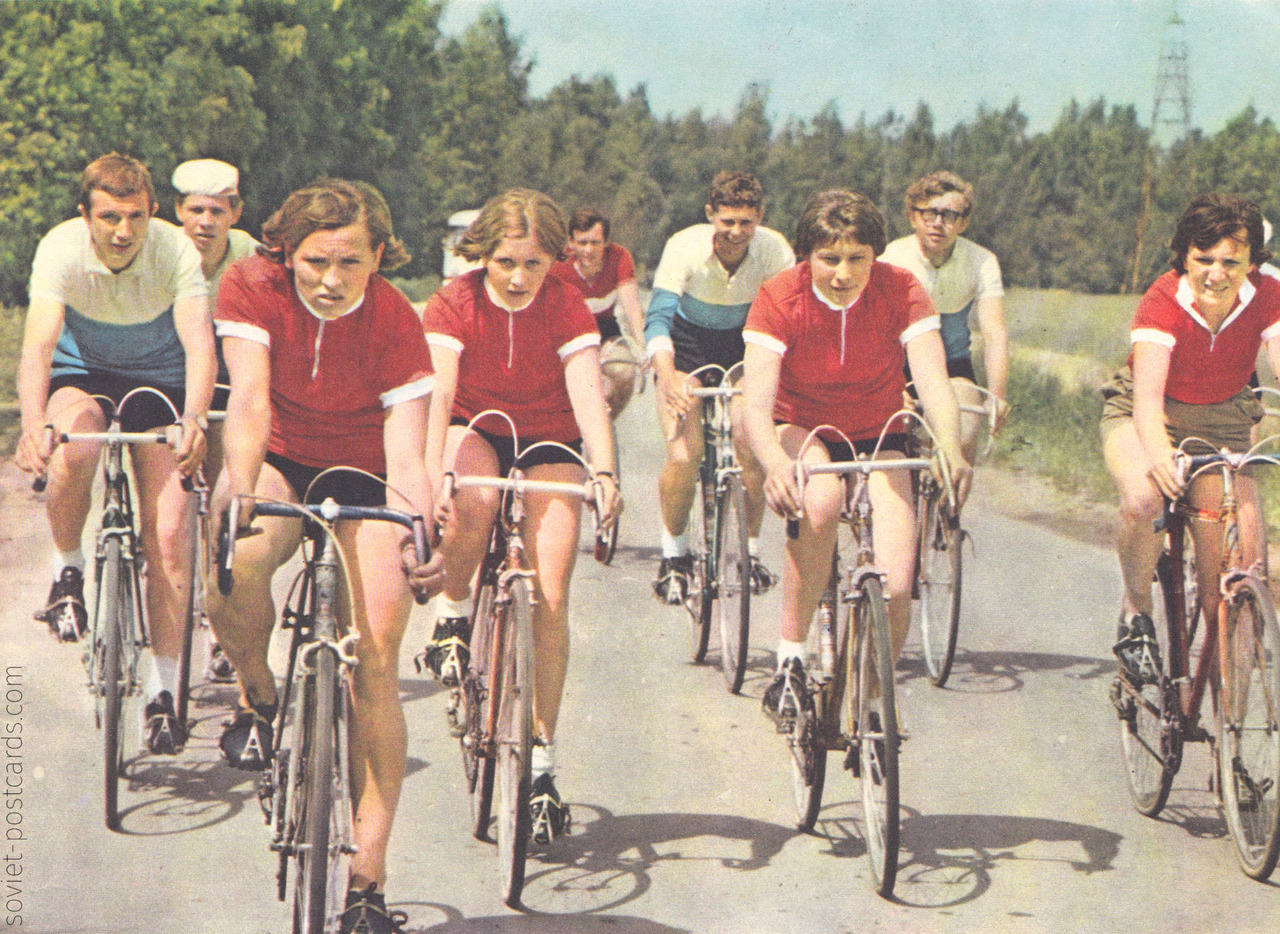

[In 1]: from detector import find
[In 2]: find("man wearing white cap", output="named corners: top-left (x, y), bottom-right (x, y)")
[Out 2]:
top-left (173, 158), bottom-right (257, 683)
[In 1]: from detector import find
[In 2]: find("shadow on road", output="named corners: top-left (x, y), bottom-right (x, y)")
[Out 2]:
top-left (897, 648), bottom-right (1113, 693)
top-left (402, 903), bottom-right (691, 933)
top-left (812, 802), bottom-right (1122, 908)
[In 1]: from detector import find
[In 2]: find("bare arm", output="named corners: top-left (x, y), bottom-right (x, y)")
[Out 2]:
top-left (15, 297), bottom-right (65, 473)
top-left (564, 345), bottom-right (621, 524)
top-left (617, 279), bottom-right (648, 369)
top-left (384, 394), bottom-right (445, 599)
top-left (973, 295), bottom-right (1010, 433)
top-left (741, 343), bottom-right (799, 518)
top-left (1131, 341), bottom-right (1180, 498)
top-left (906, 328), bottom-right (972, 503)
top-left (171, 293), bottom-right (216, 474)
top-left (218, 335), bottom-right (272, 512)
top-left (423, 343), bottom-right (460, 496)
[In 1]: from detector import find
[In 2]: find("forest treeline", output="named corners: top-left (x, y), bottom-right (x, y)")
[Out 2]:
top-left (3, 0), bottom-right (1280, 307)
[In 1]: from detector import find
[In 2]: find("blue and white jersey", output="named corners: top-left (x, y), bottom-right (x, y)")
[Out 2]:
top-left (29, 217), bottom-right (206, 386)
top-left (880, 234), bottom-right (1002, 362)
top-left (643, 222), bottom-right (793, 359)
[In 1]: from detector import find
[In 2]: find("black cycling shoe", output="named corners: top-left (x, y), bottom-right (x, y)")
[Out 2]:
top-left (205, 642), bottom-right (236, 683)
top-left (415, 616), bottom-right (471, 687)
top-left (219, 699), bottom-right (277, 770)
top-left (339, 884), bottom-right (408, 934)
top-left (36, 567), bottom-right (88, 642)
top-left (1113, 612), bottom-right (1162, 684)
top-left (748, 555), bottom-right (777, 595)
top-left (653, 554), bottom-right (693, 604)
top-left (144, 690), bottom-right (186, 755)
top-left (762, 657), bottom-right (811, 724)
top-left (530, 772), bottom-right (571, 845)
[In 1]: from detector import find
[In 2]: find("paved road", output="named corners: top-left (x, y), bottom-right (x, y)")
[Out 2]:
top-left (1, 396), bottom-right (1277, 933)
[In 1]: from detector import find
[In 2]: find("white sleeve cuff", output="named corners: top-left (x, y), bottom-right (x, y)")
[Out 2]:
top-left (558, 332), bottom-right (602, 360)
top-left (899, 315), bottom-right (941, 346)
top-left (216, 320), bottom-right (270, 347)
top-left (1262, 321), bottom-right (1280, 343)
top-left (645, 335), bottom-right (674, 361)
top-left (743, 329), bottom-right (786, 356)
top-left (1131, 327), bottom-right (1176, 349)
top-left (380, 374), bottom-right (435, 408)
top-left (426, 333), bottom-right (465, 354)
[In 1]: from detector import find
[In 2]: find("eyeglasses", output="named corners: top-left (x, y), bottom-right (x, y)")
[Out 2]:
top-left (913, 207), bottom-right (968, 225)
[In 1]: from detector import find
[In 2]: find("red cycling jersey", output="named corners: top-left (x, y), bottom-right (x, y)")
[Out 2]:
top-left (548, 243), bottom-right (636, 324)
top-left (423, 269), bottom-right (600, 442)
top-left (1129, 269), bottom-right (1280, 405)
top-left (744, 262), bottom-right (938, 441)
top-left (215, 253), bottom-right (433, 473)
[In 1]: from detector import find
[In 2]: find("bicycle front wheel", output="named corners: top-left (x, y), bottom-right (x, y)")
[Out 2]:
top-left (687, 473), bottom-right (714, 663)
top-left (1218, 577), bottom-right (1280, 880)
top-left (496, 577), bottom-right (534, 908)
top-left (851, 576), bottom-right (899, 897)
top-left (465, 581), bottom-right (497, 841)
top-left (716, 474), bottom-right (751, 693)
top-left (1115, 548), bottom-right (1180, 817)
top-left (99, 538), bottom-right (126, 831)
top-left (917, 487), bottom-right (962, 687)
top-left (294, 652), bottom-right (336, 934)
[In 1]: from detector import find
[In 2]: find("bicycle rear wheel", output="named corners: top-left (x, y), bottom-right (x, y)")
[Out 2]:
top-left (465, 581), bottom-right (497, 841)
top-left (1115, 547), bottom-right (1181, 817)
top-left (716, 475), bottom-right (751, 693)
top-left (496, 577), bottom-right (534, 908)
top-left (917, 486), bottom-right (962, 687)
top-left (851, 576), bottom-right (899, 898)
top-left (687, 472), bottom-right (714, 663)
top-left (175, 505), bottom-right (208, 730)
top-left (294, 652), bottom-right (335, 934)
top-left (99, 538), bottom-right (126, 831)
top-left (1218, 577), bottom-right (1280, 880)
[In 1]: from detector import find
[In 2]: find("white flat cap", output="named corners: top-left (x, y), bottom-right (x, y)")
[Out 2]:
top-left (172, 159), bottom-right (240, 197)
top-left (1265, 217), bottom-right (1273, 245)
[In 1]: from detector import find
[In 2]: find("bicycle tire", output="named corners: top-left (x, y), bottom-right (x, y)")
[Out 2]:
top-left (789, 704), bottom-right (826, 831)
top-left (496, 576), bottom-right (534, 908)
top-left (917, 486), bottom-right (962, 687)
top-left (851, 576), bottom-right (899, 898)
top-left (687, 471), bottom-right (714, 663)
top-left (716, 475), bottom-right (751, 693)
top-left (175, 506), bottom-right (207, 731)
top-left (100, 538), bottom-right (125, 831)
top-left (1218, 576), bottom-right (1280, 880)
top-left (466, 581), bottom-right (497, 841)
top-left (295, 652), bottom-right (335, 934)
top-left (1116, 548), bottom-right (1180, 817)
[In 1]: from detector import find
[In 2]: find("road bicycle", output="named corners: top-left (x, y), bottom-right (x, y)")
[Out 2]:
top-left (673, 363), bottom-right (753, 694)
top-left (437, 414), bottom-right (611, 908)
top-left (782, 415), bottom-right (948, 898)
top-left (1111, 436), bottom-right (1280, 881)
top-left (217, 480), bottom-right (430, 933)
top-left (35, 388), bottom-right (193, 830)
top-left (908, 383), bottom-right (994, 687)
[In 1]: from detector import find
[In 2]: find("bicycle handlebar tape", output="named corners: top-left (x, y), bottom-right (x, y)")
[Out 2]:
top-left (216, 502), bottom-right (238, 595)
top-left (412, 518), bottom-right (430, 606)
top-left (32, 473), bottom-right (47, 493)
top-left (787, 517), bottom-right (800, 540)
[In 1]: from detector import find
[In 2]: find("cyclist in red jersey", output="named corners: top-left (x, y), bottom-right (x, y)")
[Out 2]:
top-left (210, 179), bottom-right (444, 934)
top-left (421, 189), bottom-right (621, 844)
top-left (548, 207), bottom-right (647, 416)
top-left (1102, 194), bottom-right (1280, 684)
top-left (741, 189), bottom-right (969, 719)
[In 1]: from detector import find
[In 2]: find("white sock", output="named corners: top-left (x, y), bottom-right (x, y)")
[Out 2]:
top-left (748, 537), bottom-right (760, 557)
top-left (146, 655), bottom-right (178, 700)
top-left (661, 528), bottom-right (688, 559)
top-left (776, 639), bottom-right (807, 665)
top-left (53, 549), bottom-right (86, 576)
top-left (532, 741), bottom-right (555, 780)
top-left (435, 594), bottom-right (472, 620)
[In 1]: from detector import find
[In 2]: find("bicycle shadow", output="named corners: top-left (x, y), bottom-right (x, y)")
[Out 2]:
top-left (811, 802), bottom-right (1121, 907)
top-left (896, 648), bottom-right (1114, 693)
top-left (480, 803), bottom-right (793, 917)
top-left (400, 903), bottom-right (690, 933)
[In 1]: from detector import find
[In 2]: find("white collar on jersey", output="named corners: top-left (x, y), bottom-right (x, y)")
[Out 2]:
top-left (484, 276), bottom-right (536, 312)
top-left (811, 281), bottom-right (859, 312)
top-left (297, 290), bottom-right (365, 322)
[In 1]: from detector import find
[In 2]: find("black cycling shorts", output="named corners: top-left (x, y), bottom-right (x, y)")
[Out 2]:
top-left (450, 416), bottom-right (583, 479)
top-left (48, 372), bottom-right (184, 432)
top-left (263, 451), bottom-right (387, 507)
top-left (903, 355), bottom-right (977, 398)
top-left (775, 420), bottom-right (911, 461)
top-left (596, 312), bottom-right (622, 342)
top-left (671, 314), bottom-right (745, 387)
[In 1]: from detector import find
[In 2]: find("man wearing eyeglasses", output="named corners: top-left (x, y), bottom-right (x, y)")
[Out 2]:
top-left (882, 171), bottom-right (1009, 461)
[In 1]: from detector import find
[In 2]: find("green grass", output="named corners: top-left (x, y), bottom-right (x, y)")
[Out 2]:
top-left (0, 305), bottom-right (20, 457)
top-left (1004, 287), bottom-right (1137, 363)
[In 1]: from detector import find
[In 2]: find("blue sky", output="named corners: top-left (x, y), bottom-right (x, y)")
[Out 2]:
top-left (439, 0), bottom-right (1280, 136)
